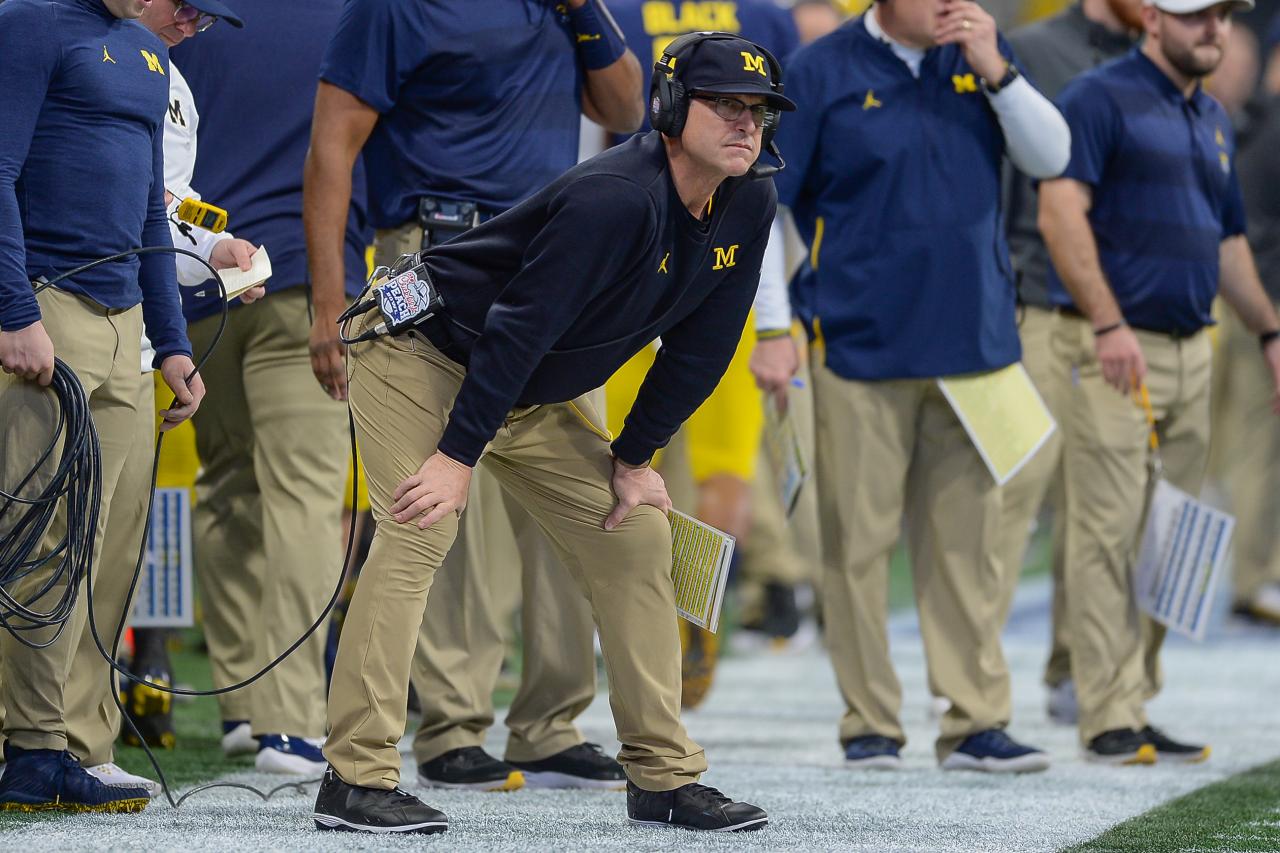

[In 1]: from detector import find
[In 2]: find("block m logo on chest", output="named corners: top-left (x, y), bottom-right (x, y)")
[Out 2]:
top-left (140, 50), bottom-right (166, 75)
top-left (712, 244), bottom-right (739, 270)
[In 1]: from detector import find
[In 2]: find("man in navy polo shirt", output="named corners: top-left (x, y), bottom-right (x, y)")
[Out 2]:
top-left (0, 0), bottom-right (201, 812)
top-left (750, 0), bottom-right (1070, 772)
top-left (167, 0), bottom-right (373, 775)
top-left (306, 0), bottom-right (645, 792)
top-left (1039, 0), bottom-right (1280, 765)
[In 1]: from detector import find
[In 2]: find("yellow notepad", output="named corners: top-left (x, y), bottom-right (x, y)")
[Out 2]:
top-left (937, 364), bottom-right (1057, 486)
top-left (669, 510), bottom-right (735, 633)
top-left (763, 398), bottom-right (809, 518)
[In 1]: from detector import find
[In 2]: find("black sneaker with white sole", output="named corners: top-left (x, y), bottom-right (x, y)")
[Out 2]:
top-left (1141, 725), bottom-right (1210, 763)
top-left (312, 767), bottom-right (447, 835)
top-left (627, 781), bottom-right (767, 832)
top-left (417, 746), bottom-right (524, 791)
top-left (1084, 728), bottom-right (1157, 765)
top-left (507, 742), bottom-right (626, 790)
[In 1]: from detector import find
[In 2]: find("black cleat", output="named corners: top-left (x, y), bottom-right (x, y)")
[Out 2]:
top-left (416, 746), bottom-right (523, 791)
top-left (1141, 725), bottom-right (1210, 763)
top-left (627, 780), bottom-right (767, 832)
top-left (1084, 728), bottom-right (1157, 765)
top-left (508, 742), bottom-right (626, 790)
top-left (313, 766), bottom-right (447, 835)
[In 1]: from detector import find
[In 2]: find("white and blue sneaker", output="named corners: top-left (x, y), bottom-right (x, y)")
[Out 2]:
top-left (842, 735), bottom-right (903, 770)
top-left (941, 729), bottom-right (1050, 773)
top-left (255, 734), bottom-right (327, 776)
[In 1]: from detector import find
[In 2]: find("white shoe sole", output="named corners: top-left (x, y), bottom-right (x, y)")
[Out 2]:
top-left (313, 813), bottom-right (447, 834)
top-left (844, 755), bottom-right (902, 770)
top-left (256, 749), bottom-right (327, 776)
top-left (416, 770), bottom-right (524, 792)
top-left (628, 817), bottom-right (768, 832)
top-left (941, 752), bottom-right (1051, 773)
top-left (221, 724), bottom-right (258, 758)
top-left (517, 770), bottom-right (626, 790)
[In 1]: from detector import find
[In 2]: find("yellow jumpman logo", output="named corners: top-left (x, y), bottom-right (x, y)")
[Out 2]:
top-left (658, 252), bottom-right (670, 274)
top-left (102, 45), bottom-right (116, 64)
top-left (863, 90), bottom-right (882, 110)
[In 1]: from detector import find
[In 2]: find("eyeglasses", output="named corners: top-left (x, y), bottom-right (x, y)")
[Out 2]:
top-left (691, 95), bottom-right (777, 127)
top-left (173, 0), bottom-right (218, 32)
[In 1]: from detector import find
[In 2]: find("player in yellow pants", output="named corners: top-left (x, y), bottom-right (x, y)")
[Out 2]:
top-left (606, 320), bottom-right (763, 708)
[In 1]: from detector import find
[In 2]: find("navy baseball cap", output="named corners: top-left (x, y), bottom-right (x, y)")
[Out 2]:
top-left (188, 0), bottom-right (243, 28)
top-left (673, 35), bottom-right (797, 111)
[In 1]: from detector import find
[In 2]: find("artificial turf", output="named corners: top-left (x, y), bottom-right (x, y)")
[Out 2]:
top-left (1065, 759), bottom-right (1280, 853)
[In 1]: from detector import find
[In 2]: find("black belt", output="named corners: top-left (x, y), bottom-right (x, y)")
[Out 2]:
top-left (1053, 306), bottom-right (1199, 340)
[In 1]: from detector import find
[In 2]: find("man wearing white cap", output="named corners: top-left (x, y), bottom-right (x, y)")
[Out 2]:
top-left (1039, 0), bottom-right (1280, 764)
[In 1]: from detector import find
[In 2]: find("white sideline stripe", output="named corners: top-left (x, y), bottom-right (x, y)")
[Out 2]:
top-left (519, 771), bottom-right (626, 790)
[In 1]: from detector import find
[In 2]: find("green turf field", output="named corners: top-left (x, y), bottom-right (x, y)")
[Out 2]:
top-left (1066, 759), bottom-right (1280, 853)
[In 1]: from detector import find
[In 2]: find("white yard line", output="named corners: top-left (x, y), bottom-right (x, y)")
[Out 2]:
top-left (11, 580), bottom-right (1278, 851)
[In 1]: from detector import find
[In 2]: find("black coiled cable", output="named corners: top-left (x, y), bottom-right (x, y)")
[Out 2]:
top-left (0, 358), bottom-right (101, 647)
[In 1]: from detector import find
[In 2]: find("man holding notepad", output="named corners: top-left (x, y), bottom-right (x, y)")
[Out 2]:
top-left (751, 0), bottom-right (1069, 773)
top-left (1038, 0), bottom-right (1280, 765)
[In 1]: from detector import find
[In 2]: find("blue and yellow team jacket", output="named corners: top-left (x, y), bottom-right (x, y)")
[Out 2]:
top-left (774, 17), bottom-right (1023, 381)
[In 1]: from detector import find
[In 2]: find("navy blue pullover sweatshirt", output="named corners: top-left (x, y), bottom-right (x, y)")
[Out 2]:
top-left (424, 132), bottom-right (776, 468)
top-left (0, 0), bottom-right (189, 362)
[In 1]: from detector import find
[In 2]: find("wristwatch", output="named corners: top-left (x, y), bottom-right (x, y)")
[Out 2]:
top-left (1261, 329), bottom-right (1280, 349)
top-left (982, 62), bottom-right (1020, 95)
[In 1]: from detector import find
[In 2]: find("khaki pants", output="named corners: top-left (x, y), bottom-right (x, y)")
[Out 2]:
top-left (996, 305), bottom-right (1071, 686)
top-left (0, 288), bottom-right (142, 752)
top-left (63, 371), bottom-right (156, 766)
top-left (409, 439), bottom-right (598, 764)
top-left (374, 223), bottom-right (597, 765)
top-left (1213, 309), bottom-right (1280, 601)
top-left (189, 288), bottom-right (348, 736)
top-left (325, 327), bottom-right (704, 790)
top-left (813, 361), bottom-right (1010, 759)
top-left (1055, 316), bottom-right (1211, 743)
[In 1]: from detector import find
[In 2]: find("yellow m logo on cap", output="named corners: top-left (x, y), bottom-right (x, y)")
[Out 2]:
top-left (952, 73), bottom-right (977, 93)
top-left (140, 50), bottom-right (165, 75)
top-left (740, 51), bottom-right (767, 77)
top-left (712, 244), bottom-right (739, 270)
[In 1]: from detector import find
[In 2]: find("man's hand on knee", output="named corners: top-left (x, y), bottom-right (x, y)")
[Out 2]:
top-left (392, 451), bottom-right (472, 529)
top-left (605, 457), bottom-right (671, 530)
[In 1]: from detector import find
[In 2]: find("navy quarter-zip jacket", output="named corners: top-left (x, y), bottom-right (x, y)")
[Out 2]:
top-left (423, 132), bottom-right (777, 467)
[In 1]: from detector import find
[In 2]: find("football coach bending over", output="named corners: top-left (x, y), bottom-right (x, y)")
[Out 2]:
top-left (313, 32), bottom-right (793, 836)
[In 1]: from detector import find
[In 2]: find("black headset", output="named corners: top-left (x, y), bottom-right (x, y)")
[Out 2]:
top-left (649, 31), bottom-right (787, 178)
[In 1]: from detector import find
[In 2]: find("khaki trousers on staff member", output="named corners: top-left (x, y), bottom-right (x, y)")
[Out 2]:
top-left (1055, 317), bottom-right (1211, 744)
top-left (1212, 309), bottom-right (1280, 602)
top-left (188, 288), bottom-right (347, 737)
top-left (995, 305), bottom-right (1071, 686)
top-left (812, 361), bottom-right (1010, 760)
top-left (374, 223), bottom-right (597, 765)
top-left (325, 328), bottom-right (705, 790)
top-left (64, 370), bottom-right (156, 766)
top-left (0, 288), bottom-right (142, 752)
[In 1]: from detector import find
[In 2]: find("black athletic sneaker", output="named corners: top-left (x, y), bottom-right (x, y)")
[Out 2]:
top-left (1141, 725), bottom-right (1210, 763)
top-left (508, 742), bottom-right (626, 790)
top-left (627, 781), bottom-right (767, 832)
top-left (313, 766), bottom-right (447, 835)
top-left (1084, 728), bottom-right (1157, 765)
top-left (416, 746), bottom-right (524, 791)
